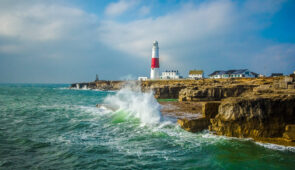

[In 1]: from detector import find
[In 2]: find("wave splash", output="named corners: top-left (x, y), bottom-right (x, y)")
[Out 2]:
top-left (103, 86), bottom-right (162, 124)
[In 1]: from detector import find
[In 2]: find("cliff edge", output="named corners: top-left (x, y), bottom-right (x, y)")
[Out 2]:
top-left (72, 76), bottom-right (295, 146)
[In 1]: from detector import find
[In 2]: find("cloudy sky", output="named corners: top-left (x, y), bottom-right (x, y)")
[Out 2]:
top-left (0, 0), bottom-right (294, 83)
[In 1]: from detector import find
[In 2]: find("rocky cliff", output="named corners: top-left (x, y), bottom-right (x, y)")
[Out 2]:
top-left (178, 85), bottom-right (256, 101)
top-left (187, 76), bottom-right (295, 146)
top-left (70, 80), bottom-right (125, 90)
top-left (152, 76), bottom-right (295, 146)
top-left (73, 76), bottom-right (295, 146)
top-left (209, 95), bottom-right (295, 145)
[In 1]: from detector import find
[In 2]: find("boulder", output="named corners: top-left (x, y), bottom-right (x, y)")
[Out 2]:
top-left (177, 118), bottom-right (210, 132)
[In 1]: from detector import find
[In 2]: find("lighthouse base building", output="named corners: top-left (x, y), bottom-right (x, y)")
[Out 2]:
top-left (160, 70), bottom-right (181, 80)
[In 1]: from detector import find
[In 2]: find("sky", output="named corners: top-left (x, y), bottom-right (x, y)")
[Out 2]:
top-left (0, 0), bottom-right (295, 83)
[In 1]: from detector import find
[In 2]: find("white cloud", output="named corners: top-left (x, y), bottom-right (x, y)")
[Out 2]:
top-left (138, 6), bottom-right (150, 16)
top-left (251, 44), bottom-right (295, 75)
top-left (98, 1), bottom-right (235, 63)
top-left (0, 2), bottom-right (98, 55)
top-left (105, 0), bottom-right (138, 17)
top-left (0, 3), bottom-right (97, 42)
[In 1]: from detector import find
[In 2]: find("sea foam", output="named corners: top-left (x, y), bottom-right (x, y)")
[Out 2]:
top-left (103, 85), bottom-right (162, 125)
top-left (255, 142), bottom-right (295, 152)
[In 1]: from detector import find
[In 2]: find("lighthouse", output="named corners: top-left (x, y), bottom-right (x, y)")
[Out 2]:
top-left (150, 41), bottom-right (160, 79)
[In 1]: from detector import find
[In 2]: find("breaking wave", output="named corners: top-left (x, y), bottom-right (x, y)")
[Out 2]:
top-left (103, 86), bottom-right (162, 125)
top-left (255, 142), bottom-right (295, 152)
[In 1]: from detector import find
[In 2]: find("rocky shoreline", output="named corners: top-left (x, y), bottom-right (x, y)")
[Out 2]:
top-left (71, 76), bottom-right (295, 146)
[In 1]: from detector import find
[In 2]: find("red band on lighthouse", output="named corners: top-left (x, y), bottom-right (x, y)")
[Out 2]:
top-left (151, 58), bottom-right (159, 68)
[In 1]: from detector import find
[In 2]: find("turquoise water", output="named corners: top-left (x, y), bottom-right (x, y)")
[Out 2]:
top-left (0, 84), bottom-right (294, 169)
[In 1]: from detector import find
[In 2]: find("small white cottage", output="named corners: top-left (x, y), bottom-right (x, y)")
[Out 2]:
top-left (188, 70), bottom-right (204, 79)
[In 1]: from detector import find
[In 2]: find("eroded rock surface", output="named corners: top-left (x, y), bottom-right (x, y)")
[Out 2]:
top-left (177, 101), bottom-right (220, 132)
top-left (209, 95), bottom-right (295, 139)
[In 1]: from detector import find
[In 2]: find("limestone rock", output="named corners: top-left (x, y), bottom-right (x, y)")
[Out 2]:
top-left (177, 118), bottom-right (210, 132)
top-left (201, 101), bottom-right (220, 118)
top-left (149, 86), bottom-right (185, 99)
top-left (209, 95), bottom-right (295, 139)
top-left (283, 124), bottom-right (295, 141)
top-left (177, 101), bottom-right (220, 132)
top-left (179, 85), bottom-right (256, 101)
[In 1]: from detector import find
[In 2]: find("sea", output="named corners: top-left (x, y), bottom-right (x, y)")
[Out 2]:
top-left (0, 84), bottom-right (294, 169)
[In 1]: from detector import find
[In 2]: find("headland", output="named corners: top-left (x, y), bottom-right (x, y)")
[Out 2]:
top-left (71, 75), bottom-right (295, 146)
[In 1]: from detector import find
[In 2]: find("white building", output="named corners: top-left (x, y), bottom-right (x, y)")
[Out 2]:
top-left (138, 77), bottom-right (148, 81)
top-left (270, 73), bottom-right (283, 77)
top-left (209, 69), bottom-right (258, 79)
top-left (160, 70), bottom-right (181, 80)
top-left (188, 70), bottom-right (204, 79)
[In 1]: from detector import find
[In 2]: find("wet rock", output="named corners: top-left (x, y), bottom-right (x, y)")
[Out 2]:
top-left (177, 101), bottom-right (220, 132)
top-left (160, 101), bottom-right (202, 119)
top-left (283, 124), bottom-right (295, 141)
top-left (177, 118), bottom-right (210, 132)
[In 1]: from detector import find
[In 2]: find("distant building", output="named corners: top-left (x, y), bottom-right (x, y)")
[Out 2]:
top-left (188, 70), bottom-right (204, 79)
top-left (258, 74), bottom-right (265, 78)
top-left (95, 74), bottom-right (99, 82)
top-left (138, 77), bottom-right (148, 81)
top-left (161, 70), bottom-right (181, 79)
top-left (271, 73), bottom-right (283, 77)
top-left (209, 69), bottom-right (258, 79)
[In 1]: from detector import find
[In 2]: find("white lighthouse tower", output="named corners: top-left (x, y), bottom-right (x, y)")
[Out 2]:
top-left (150, 41), bottom-right (160, 80)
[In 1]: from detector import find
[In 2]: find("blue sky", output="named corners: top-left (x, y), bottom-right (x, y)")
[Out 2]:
top-left (0, 0), bottom-right (294, 83)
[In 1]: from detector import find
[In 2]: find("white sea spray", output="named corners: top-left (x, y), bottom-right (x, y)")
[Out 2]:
top-left (103, 85), bottom-right (162, 125)
top-left (104, 87), bottom-right (162, 124)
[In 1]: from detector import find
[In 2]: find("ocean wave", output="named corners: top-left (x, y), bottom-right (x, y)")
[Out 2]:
top-left (255, 142), bottom-right (295, 152)
top-left (103, 86), bottom-right (162, 125)
top-left (58, 87), bottom-right (117, 92)
top-left (56, 87), bottom-right (69, 90)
